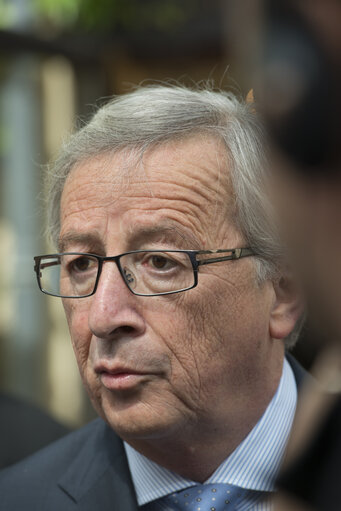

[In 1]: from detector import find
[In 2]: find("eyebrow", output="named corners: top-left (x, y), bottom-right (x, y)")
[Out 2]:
top-left (127, 224), bottom-right (201, 250)
top-left (58, 232), bottom-right (102, 253)
top-left (58, 223), bottom-right (201, 253)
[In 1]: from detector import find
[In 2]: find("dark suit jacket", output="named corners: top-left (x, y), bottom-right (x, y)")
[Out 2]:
top-left (0, 393), bottom-right (70, 470)
top-left (0, 356), bottom-right (306, 511)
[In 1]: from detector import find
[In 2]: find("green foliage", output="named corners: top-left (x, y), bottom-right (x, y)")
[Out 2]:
top-left (32, 0), bottom-right (195, 32)
top-left (33, 0), bottom-right (81, 27)
top-left (0, 0), bottom-right (18, 28)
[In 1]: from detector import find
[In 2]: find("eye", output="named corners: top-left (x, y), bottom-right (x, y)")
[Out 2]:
top-left (68, 256), bottom-right (95, 274)
top-left (143, 254), bottom-right (179, 272)
top-left (150, 255), bottom-right (172, 269)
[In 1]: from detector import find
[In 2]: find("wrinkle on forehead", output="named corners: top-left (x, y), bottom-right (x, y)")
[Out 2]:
top-left (61, 135), bottom-right (236, 237)
top-left (142, 136), bottom-right (234, 222)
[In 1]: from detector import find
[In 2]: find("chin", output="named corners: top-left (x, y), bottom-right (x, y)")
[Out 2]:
top-left (99, 394), bottom-right (183, 442)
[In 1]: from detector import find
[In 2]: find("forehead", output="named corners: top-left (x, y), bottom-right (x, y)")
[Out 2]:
top-left (59, 136), bottom-right (237, 249)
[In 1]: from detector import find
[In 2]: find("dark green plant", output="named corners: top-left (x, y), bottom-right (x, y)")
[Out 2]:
top-left (33, 0), bottom-right (195, 32)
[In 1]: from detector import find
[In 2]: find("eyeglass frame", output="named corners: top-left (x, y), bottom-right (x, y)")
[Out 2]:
top-left (33, 247), bottom-right (256, 298)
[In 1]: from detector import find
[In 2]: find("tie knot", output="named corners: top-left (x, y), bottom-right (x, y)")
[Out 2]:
top-left (163, 483), bottom-right (247, 511)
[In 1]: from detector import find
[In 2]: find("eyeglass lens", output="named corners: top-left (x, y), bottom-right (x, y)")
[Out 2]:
top-left (38, 251), bottom-right (196, 297)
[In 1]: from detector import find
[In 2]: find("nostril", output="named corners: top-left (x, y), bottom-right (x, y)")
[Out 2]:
top-left (115, 325), bottom-right (136, 335)
top-left (122, 326), bottom-right (135, 334)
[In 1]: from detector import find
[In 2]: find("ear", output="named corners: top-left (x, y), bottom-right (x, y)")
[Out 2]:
top-left (269, 272), bottom-right (303, 340)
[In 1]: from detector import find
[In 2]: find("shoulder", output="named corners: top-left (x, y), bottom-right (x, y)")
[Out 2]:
top-left (0, 418), bottom-right (125, 510)
top-left (0, 418), bottom-right (105, 479)
top-left (0, 393), bottom-right (70, 469)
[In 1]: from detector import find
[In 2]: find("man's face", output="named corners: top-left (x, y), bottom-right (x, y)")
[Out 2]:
top-left (60, 136), bottom-right (280, 444)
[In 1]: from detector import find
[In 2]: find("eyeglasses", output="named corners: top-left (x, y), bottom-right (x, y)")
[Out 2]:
top-left (33, 248), bottom-right (255, 298)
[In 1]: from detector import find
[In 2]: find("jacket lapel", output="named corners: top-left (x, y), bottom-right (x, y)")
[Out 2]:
top-left (58, 419), bottom-right (138, 510)
top-left (286, 352), bottom-right (310, 388)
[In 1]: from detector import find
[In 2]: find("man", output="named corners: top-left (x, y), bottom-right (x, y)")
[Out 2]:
top-left (0, 85), bottom-right (303, 510)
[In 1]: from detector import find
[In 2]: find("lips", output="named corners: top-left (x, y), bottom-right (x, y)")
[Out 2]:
top-left (95, 363), bottom-right (144, 376)
top-left (95, 363), bottom-right (150, 391)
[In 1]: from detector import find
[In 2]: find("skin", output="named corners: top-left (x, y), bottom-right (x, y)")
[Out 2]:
top-left (59, 135), bottom-right (300, 481)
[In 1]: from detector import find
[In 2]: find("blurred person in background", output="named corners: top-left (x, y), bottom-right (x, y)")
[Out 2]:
top-left (242, 0), bottom-right (341, 509)
top-left (0, 85), bottom-right (303, 510)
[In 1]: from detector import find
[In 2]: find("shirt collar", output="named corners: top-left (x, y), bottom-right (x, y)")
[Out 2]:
top-left (124, 358), bottom-right (297, 506)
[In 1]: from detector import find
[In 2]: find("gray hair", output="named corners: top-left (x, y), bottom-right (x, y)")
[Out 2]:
top-left (45, 84), bottom-right (300, 348)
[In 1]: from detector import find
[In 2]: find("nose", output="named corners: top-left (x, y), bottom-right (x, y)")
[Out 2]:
top-left (88, 261), bottom-right (146, 340)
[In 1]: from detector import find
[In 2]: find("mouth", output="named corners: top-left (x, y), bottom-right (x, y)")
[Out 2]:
top-left (94, 363), bottom-right (151, 391)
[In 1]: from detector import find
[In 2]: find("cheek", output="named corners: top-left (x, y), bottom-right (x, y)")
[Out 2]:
top-left (63, 300), bottom-right (106, 418)
top-left (176, 274), bottom-right (271, 384)
top-left (147, 289), bottom-right (233, 390)
top-left (146, 297), bottom-right (198, 369)
top-left (63, 300), bottom-right (91, 375)
top-left (138, 296), bottom-right (207, 406)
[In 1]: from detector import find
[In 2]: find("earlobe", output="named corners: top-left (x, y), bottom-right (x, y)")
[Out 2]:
top-left (269, 275), bottom-right (303, 340)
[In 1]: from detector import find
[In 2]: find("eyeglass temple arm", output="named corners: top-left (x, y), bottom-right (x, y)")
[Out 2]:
top-left (34, 259), bottom-right (61, 272)
top-left (196, 248), bottom-right (255, 266)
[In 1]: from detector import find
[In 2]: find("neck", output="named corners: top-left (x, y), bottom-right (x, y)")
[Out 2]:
top-left (127, 424), bottom-right (257, 482)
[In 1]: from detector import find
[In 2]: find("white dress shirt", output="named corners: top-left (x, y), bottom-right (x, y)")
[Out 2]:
top-left (125, 358), bottom-right (297, 510)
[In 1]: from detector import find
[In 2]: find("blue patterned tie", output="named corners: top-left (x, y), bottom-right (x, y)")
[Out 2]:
top-left (160, 483), bottom-right (247, 510)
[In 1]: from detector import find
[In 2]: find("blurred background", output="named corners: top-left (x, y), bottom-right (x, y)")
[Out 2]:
top-left (0, 0), bottom-right (246, 428)
top-left (0, 0), bottom-right (323, 428)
